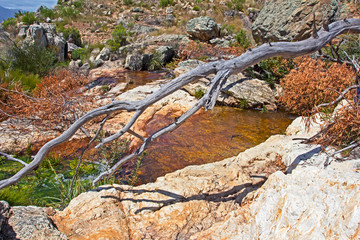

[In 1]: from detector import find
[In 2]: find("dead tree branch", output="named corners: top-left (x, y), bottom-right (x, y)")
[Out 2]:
top-left (1, 19), bottom-right (360, 189)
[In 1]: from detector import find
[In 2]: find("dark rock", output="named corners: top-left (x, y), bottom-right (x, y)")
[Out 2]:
top-left (155, 46), bottom-right (175, 65)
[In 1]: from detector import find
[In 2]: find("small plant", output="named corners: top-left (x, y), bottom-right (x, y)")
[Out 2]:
top-left (123, 0), bottom-right (133, 5)
top-left (21, 12), bottom-right (37, 25)
top-left (71, 48), bottom-right (86, 60)
top-left (58, 6), bottom-right (80, 19)
top-left (134, 14), bottom-right (140, 21)
top-left (239, 98), bottom-right (248, 108)
top-left (107, 24), bottom-right (128, 51)
top-left (235, 30), bottom-right (250, 49)
top-left (40, 6), bottom-right (56, 19)
top-left (14, 10), bottom-right (24, 18)
top-left (2, 18), bottom-right (16, 30)
top-left (159, 0), bottom-right (174, 8)
top-left (57, 26), bottom-right (82, 46)
top-left (101, 85), bottom-right (111, 93)
top-left (193, 6), bottom-right (200, 11)
top-left (221, 24), bottom-right (235, 35)
top-left (279, 56), bottom-right (354, 114)
top-left (127, 154), bottom-right (145, 186)
top-left (194, 88), bottom-right (205, 99)
top-left (73, 1), bottom-right (83, 9)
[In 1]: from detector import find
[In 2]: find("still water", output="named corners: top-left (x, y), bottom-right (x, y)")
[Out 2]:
top-left (133, 106), bottom-right (295, 185)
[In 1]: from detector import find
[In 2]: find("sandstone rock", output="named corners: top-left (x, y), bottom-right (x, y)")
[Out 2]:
top-left (53, 115), bottom-right (360, 239)
top-left (186, 16), bottom-right (220, 41)
top-left (252, 0), bottom-right (345, 42)
top-left (1, 205), bottom-right (67, 240)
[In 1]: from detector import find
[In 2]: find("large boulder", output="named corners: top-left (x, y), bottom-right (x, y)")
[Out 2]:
top-left (252, 0), bottom-right (345, 42)
top-left (154, 46), bottom-right (175, 65)
top-left (125, 53), bottom-right (150, 71)
top-left (26, 24), bottom-right (48, 48)
top-left (24, 23), bottom-right (67, 61)
top-left (186, 16), bottom-right (220, 41)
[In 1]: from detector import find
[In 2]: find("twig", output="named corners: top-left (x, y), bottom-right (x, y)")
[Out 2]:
top-left (68, 114), bottom-right (110, 196)
top-left (0, 152), bottom-right (29, 167)
top-left (324, 141), bottom-right (360, 166)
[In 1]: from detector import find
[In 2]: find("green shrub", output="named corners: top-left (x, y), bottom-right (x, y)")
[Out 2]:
top-left (106, 24), bottom-right (128, 51)
top-left (159, 0), bottom-right (174, 8)
top-left (11, 43), bottom-right (57, 77)
top-left (58, 6), bottom-right (80, 19)
top-left (227, 0), bottom-right (245, 10)
top-left (0, 68), bottom-right (41, 92)
top-left (221, 24), bottom-right (235, 35)
top-left (123, 0), bottom-right (133, 5)
top-left (2, 17), bottom-right (16, 30)
top-left (14, 10), bottom-right (24, 18)
top-left (246, 57), bottom-right (294, 87)
top-left (21, 12), bottom-right (37, 25)
top-left (73, 1), bottom-right (83, 9)
top-left (71, 48), bottom-right (86, 60)
top-left (40, 6), bottom-right (56, 19)
top-left (193, 6), bottom-right (200, 11)
top-left (235, 30), bottom-right (250, 49)
top-left (57, 26), bottom-right (82, 46)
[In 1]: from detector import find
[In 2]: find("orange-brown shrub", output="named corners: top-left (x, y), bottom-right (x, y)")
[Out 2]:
top-left (279, 56), bottom-right (355, 115)
top-left (314, 102), bottom-right (360, 147)
top-left (0, 69), bottom-right (93, 130)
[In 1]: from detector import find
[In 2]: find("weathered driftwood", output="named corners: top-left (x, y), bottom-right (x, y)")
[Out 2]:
top-left (1, 19), bottom-right (360, 189)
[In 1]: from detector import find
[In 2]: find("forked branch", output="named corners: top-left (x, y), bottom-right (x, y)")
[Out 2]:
top-left (1, 19), bottom-right (360, 189)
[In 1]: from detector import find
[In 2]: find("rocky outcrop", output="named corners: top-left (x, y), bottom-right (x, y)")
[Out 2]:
top-left (186, 16), bottom-right (220, 41)
top-left (252, 0), bottom-right (345, 42)
top-left (51, 116), bottom-right (360, 239)
top-left (0, 202), bottom-right (66, 240)
top-left (24, 23), bottom-right (66, 61)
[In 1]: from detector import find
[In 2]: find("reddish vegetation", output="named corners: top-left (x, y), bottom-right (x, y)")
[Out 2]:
top-left (279, 56), bottom-right (355, 115)
top-left (178, 41), bottom-right (245, 61)
top-left (0, 69), bottom-right (93, 130)
top-left (280, 56), bottom-right (359, 147)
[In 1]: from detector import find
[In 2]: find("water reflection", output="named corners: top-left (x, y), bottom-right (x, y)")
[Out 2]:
top-left (134, 107), bottom-right (295, 185)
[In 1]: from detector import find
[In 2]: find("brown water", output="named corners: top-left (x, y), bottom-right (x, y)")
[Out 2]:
top-left (132, 107), bottom-right (295, 185)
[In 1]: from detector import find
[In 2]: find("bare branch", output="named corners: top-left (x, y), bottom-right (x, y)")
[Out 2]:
top-left (2, 19), bottom-right (360, 189)
top-left (316, 85), bottom-right (359, 109)
top-left (0, 152), bottom-right (29, 167)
